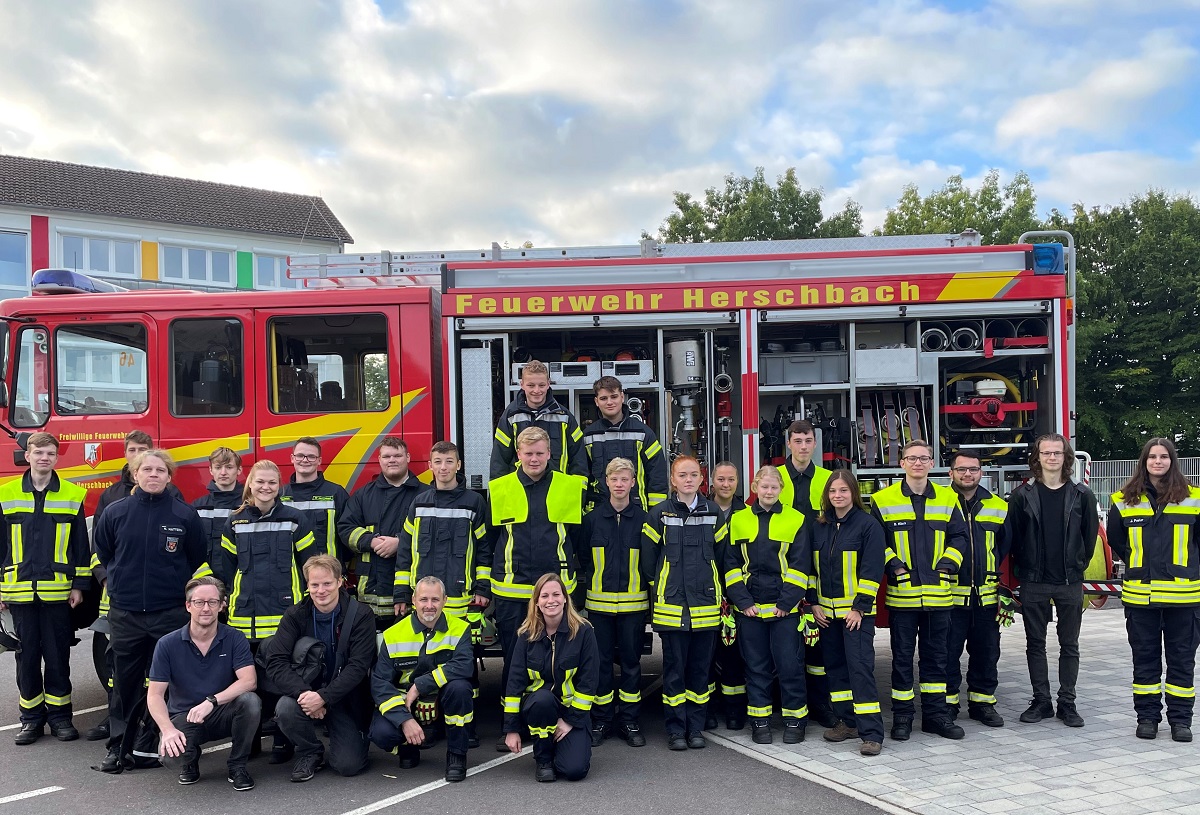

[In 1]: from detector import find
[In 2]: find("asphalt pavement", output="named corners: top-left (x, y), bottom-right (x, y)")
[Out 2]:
top-left (0, 631), bottom-right (885, 815)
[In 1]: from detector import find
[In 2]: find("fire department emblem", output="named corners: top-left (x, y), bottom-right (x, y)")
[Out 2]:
top-left (165, 536), bottom-right (179, 553)
top-left (84, 443), bottom-right (101, 469)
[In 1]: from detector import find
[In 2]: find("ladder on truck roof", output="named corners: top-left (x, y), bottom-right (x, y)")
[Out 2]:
top-left (287, 230), bottom-right (983, 287)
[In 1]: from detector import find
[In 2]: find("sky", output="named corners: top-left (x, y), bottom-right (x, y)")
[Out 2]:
top-left (2, 0), bottom-right (1199, 250)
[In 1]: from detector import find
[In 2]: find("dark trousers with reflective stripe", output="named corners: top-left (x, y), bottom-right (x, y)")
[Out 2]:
top-left (493, 598), bottom-right (528, 710)
top-left (737, 614), bottom-right (807, 720)
top-left (1021, 581), bottom-right (1083, 704)
top-left (590, 611), bottom-right (644, 727)
top-left (107, 606), bottom-right (189, 752)
top-left (1125, 605), bottom-right (1200, 726)
top-left (10, 601), bottom-right (73, 724)
top-left (822, 615), bottom-right (884, 744)
top-left (660, 630), bottom-right (715, 738)
top-left (709, 634), bottom-right (746, 715)
top-left (523, 688), bottom-right (591, 780)
top-left (889, 607), bottom-right (951, 721)
top-left (946, 597), bottom-right (1001, 706)
top-left (368, 678), bottom-right (473, 760)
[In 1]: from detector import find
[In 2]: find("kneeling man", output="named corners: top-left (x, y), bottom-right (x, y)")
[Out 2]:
top-left (370, 576), bottom-right (474, 782)
top-left (148, 577), bottom-right (260, 791)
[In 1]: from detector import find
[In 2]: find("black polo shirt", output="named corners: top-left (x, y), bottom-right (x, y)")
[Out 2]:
top-left (149, 622), bottom-right (254, 716)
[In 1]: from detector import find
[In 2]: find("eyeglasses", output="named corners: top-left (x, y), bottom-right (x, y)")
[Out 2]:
top-left (188, 598), bottom-right (222, 608)
top-left (291, 454), bottom-right (319, 461)
top-left (1039, 451), bottom-right (1065, 459)
top-left (902, 456), bottom-right (933, 464)
top-left (951, 467), bottom-right (981, 474)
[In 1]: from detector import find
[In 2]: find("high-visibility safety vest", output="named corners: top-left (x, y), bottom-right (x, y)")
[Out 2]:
top-left (488, 471), bottom-right (583, 600)
top-left (374, 612), bottom-right (473, 720)
top-left (0, 475), bottom-right (89, 604)
top-left (777, 462), bottom-right (832, 518)
top-left (725, 503), bottom-right (809, 616)
top-left (952, 492), bottom-right (1008, 607)
top-left (1110, 487), bottom-right (1200, 607)
top-left (873, 481), bottom-right (964, 610)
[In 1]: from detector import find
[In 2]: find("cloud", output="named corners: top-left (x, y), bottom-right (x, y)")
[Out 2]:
top-left (997, 30), bottom-right (1196, 146)
top-left (1037, 148), bottom-right (1200, 209)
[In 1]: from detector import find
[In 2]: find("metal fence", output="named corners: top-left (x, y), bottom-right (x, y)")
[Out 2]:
top-left (1087, 457), bottom-right (1200, 508)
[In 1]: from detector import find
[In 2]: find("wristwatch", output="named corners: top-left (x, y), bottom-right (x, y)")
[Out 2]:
top-left (206, 695), bottom-right (219, 709)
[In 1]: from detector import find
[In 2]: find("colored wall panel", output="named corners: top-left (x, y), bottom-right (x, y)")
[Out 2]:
top-left (140, 241), bottom-right (158, 280)
top-left (237, 251), bottom-right (253, 289)
top-left (30, 215), bottom-right (49, 272)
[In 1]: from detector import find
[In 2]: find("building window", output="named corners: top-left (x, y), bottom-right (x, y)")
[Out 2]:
top-left (255, 255), bottom-right (299, 290)
top-left (61, 235), bottom-right (138, 278)
top-left (162, 245), bottom-right (234, 286)
top-left (0, 231), bottom-right (29, 293)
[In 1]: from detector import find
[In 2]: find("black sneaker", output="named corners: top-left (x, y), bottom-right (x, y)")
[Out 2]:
top-left (445, 752), bottom-right (467, 783)
top-left (968, 704), bottom-right (1005, 727)
top-left (84, 720), bottom-right (110, 742)
top-left (178, 762), bottom-right (200, 785)
top-left (93, 747), bottom-right (125, 774)
top-left (14, 723), bottom-right (43, 746)
top-left (1019, 699), bottom-right (1054, 723)
top-left (49, 720), bottom-right (79, 742)
top-left (227, 766), bottom-right (255, 791)
top-left (535, 761), bottom-right (556, 782)
top-left (1172, 724), bottom-right (1192, 743)
top-left (750, 720), bottom-right (772, 744)
top-left (1056, 703), bottom-right (1084, 728)
top-left (1136, 720), bottom-right (1158, 740)
top-left (782, 719), bottom-right (805, 744)
top-left (290, 752), bottom-right (324, 783)
top-left (616, 723), bottom-right (646, 747)
top-left (891, 717), bottom-right (912, 741)
top-left (590, 725), bottom-right (608, 747)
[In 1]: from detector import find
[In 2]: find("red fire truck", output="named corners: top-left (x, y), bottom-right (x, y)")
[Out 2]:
top-left (0, 229), bottom-right (1080, 515)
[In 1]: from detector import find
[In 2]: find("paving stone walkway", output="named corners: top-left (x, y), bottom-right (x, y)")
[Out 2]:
top-left (711, 603), bottom-right (1200, 815)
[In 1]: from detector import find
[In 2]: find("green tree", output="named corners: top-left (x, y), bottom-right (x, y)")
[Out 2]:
top-left (652, 167), bottom-right (862, 242)
top-left (364, 353), bottom-right (389, 411)
top-left (878, 170), bottom-right (1041, 245)
top-left (1048, 191), bottom-right (1200, 458)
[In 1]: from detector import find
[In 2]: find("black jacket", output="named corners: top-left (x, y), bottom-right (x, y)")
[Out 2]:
top-left (807, 506), bottom-right (886, 616)
top-left (724, 502), bottom-right (809, 614)
top-left (641, 495), bottom-right (726, 631)
top-left (578, 500), bottom-right (649, 614)
top-left (490, 389), bottom-right (587, 481)
top-left (1007, 479), bottom-right (1099, 585)
top-left (338, 474), bottom-right (433, 615)
top-left (372, 612), bottom-right (473, 729)
top-left (193, 481), bottom-right (243, 575)
top-left (264, 590), bottom-right (377, 726)
top-left (582, 409), bottom-right (668, 509)
top-left (503, 622), bottom-right (599, 732)
top-left (281, 473), bottom-right (350, 562)
top-left (93, 489), bottom-right (207, 613)
top-left (396, 483), bottom-right (490, 608)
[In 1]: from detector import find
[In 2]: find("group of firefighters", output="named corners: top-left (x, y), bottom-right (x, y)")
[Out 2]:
top-left (0, 359), bottom-right (1196, 791)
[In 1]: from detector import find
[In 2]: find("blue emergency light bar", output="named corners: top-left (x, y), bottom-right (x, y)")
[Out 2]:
top-left (31, 269), bottom-right (129, 294)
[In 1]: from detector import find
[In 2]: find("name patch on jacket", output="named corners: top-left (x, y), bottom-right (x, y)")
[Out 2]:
top-left (162, 524), bottom-right (185, 553)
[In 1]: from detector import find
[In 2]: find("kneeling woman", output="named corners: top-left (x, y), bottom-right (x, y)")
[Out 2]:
top-left (724, 466), bottom-right (810, 745)
top-left (809, 471), bottom-right (886, 756)
top-left (503, 573), bottom-right (599, 782)
top-left (218, 460), bottom-right (316, 644)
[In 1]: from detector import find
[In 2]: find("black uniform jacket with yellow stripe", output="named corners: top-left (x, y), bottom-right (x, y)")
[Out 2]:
top-left (806, 506), bottom-right (886, 617)
top-left (503, 621), bottom-right (600, 732)
top-left (490, 389), bottom-right (587, 481)
top-left (641, 495), bottom-right (727, 631)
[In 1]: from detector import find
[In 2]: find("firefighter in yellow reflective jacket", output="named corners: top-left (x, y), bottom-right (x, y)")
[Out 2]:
top-left (370, 576), bottom-right (475, 782)
top-left (488, 426), bottom-right (585, 749)
top-left (641, 455), bottom-right (727, 751)
top-left (724, 466), bottom-right (810, 745)
top-left (946, 450), bottom-right (1010, 728)
top-left (218, 461), bottom-right (315, 642)
top-left (871, 440), bottom-right (968, 741)
top-left (502, 573), bottom-right (599, 783)
top-left (809, 471), bottom-right (886, 756)
top-left (1107, 438), bottom-right (1200, 743)
top-left (777, 419), bottom-right (838, 729)
top-left (0, 432), bottom-right (90, 744)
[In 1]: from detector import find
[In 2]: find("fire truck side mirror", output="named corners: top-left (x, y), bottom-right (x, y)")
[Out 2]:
top-left (12, 432), bottom-right (30, 466)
